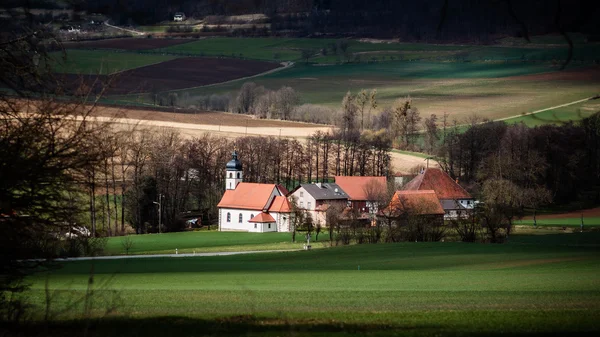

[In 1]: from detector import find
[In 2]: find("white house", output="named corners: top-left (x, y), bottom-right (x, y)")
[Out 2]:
top-left (288, 183), bottom-right (348, 226)
top-left (173, 12), bottom-right (186, 22)
top-left (217, 151), bottom-right (292, 232)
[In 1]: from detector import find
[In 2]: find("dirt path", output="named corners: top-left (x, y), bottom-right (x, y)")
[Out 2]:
top-left (104, 21), bottom-right (145, 36)
top-left (496, 96), bottom-right (596, 122)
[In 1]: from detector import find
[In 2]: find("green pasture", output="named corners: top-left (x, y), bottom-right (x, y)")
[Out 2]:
top-left (22, 232), bottom-right (600, 336)
top-left (49, 50), bottom-right (177, 75)
top-left (515, 217), bottom-right (600, 227)
top-left (104, 231), bottom-right (324, 255)
top-left (152, 37), bottom-right (599, 64)
top-left (504, 99), bottom-right (600, 127)
top-left (116, 60), bottom-right (598, 124)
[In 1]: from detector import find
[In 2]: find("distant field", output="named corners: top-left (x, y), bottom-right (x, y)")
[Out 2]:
top-left (51, 37), bottom-right (600, 125)
top-left (49, 50), bottom-right (177, 75)
top-left (62, 37), bottom-right (193, 50)
top-left (23, 232), bottom-right (600, 336)
top-left (116, 61), bottom-right (599, 123)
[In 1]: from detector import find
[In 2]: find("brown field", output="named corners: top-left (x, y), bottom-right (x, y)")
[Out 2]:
top-left (62, 57), bottom-right (280, 95)
top-left (62, 38), bottom-right (193, 50)
top-left (93, 105), bottom-right (428, 172)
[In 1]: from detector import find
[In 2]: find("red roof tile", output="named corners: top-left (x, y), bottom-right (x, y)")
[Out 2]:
top-left (402, 168), bottom-right (471, 200)
top-left (217, 183), bottom-right (277, 210)
top-left (277, 184), bottom-right (289, 196)
top-left (334, 176), bottom-right (387, 201)
top-left (268, 196), bottom-right (291, 213)
top-left (385, 190), bottom-right (445, 216)
top-left (249, 212), bottom-right (276, 223)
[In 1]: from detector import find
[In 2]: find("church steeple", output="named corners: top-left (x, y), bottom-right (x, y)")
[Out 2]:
top-left (225, 150), bottom-right (243, 190)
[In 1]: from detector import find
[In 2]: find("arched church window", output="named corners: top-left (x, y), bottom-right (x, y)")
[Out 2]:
top-left (229, 172), bottom-right (232, 178)
top-left (238, 213), bottom-right (243, 223)
top-left (237, 172), bottom-right (241, 179)
top-left (226, 213), bottom-right (231, 222)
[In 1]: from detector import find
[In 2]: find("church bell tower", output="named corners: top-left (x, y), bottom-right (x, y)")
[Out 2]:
top-left (225, 150), bottom-right (243, 190)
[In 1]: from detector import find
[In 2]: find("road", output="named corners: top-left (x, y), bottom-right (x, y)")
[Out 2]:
top-left (104, 21), bottom-right (145, 36)
top-left (56, 249), bottom-right (296, 262)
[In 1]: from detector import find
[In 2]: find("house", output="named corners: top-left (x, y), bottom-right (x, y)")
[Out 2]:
top-left (334, 176), bottom-right (387, 214)
top-left (173, 12), bottom-right (186, 22)
top-left (288, 183), bottom-right (348, 226)
top-left (402, 168), bottom-right (474, 219)
top-left (217, 151), bottom-right (291, 232)
top-left (380, 190), bottom-right (445, 226)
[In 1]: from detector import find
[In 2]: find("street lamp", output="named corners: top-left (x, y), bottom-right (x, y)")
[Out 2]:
top-left (152, 194), bottom-right (163, 234)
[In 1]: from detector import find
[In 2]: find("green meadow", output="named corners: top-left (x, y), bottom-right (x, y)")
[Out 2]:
top-left (53, 36), bottom-right (600, 125)
top-left (20, 232), bottom-right (600, 336)
top-left (49, 50), bottom-right (177, 75)
top-left (103, 231), bottom-right (322, 255)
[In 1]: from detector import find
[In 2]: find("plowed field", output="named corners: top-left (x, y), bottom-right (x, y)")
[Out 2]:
top-left (61, 57), bottom-right (281, 95)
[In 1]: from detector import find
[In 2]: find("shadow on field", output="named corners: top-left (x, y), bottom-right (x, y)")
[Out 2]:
top-left (3, 316), bottom-right (597, 337)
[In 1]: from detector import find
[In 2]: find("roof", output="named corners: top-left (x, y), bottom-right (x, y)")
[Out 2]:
top-left (217, 183), bottom-right (277, 210)
top-left (300, 183), bottom-right (348, 201)
top-left (277, 184), bottom-right (289, 196)
top-left (334, 176), bottom-right (387, 201)
top-left (402, 168), bottom-right (472, 200)
top-left (384, 190), bottom-right (445, 216)
top-left (249, 212), bottom-right (276, 223)
top-left (226, 151), bottom-right (242, 171)
top-left (268, 196), bottom-right (291, 213)
top-left (440, 199), bottom-right (467, 210)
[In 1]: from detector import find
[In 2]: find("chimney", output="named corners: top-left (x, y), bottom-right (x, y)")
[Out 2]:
top-left (456, 178), bottom-right (459, 184)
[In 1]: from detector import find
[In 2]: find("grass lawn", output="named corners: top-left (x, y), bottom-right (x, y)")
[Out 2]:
top-left (515, 217), bottom-right (600, 227)
top-left (103, 231), bottom-right (327, 255)
top-left (18, 232), bottom-right (600, 336)
top-left (49, 50), bottom-right (178, 75)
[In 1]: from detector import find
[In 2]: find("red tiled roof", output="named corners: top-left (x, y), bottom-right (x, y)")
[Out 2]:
top-left (249, 212), bottom-right (276, 223)
top-left (384, 190), bottom-right (445, 216)
top-left (402, 168), bottom-right (471, 200)
top-left (334, 176), bottom-right (387, 201)
top-left (268, 196), bottom-right (291, 213)
top-left (277, 184), bottom-right (289, 196)
top-left (217, 183), bottom-right (277, 210)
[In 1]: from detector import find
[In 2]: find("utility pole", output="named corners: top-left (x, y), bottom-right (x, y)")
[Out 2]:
top-left (153, 194), bottom-right (163, 234)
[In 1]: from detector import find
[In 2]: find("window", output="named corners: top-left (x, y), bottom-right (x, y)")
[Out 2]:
top-left (300, 201), bottom-right (304, 208)
top-left (237, 172), bottom-right (241, 178)
top-left (300, 191), bottom-right (304, 197)
top-left (229, 172), bottom-right (232, 178)
top-left (254, 224), bottom-right (257, 229)
top-left (239, 214), bottom-right (243, 223)
top-left (251, 214), bottom-right (254, 219)
top-left (226, 212), bottom-right (231, 222)
top-left (268, 224), bottom-right (271, 229)
top-left (307, 202), bottom-right (312, 209)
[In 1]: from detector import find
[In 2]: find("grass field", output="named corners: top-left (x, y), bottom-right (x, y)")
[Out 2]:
top-left (515, 217), bottom-right (600, 227)
top-left (19, 232), bottom-right (600, 336)
top-left (49, 50), bottom-right (177, 75)
top-left (118, 60), bottom-right (598, 123)
top-left (103, 231), bottom-right (323, 255)
top-left (54, 37), bottom-right (600, 126)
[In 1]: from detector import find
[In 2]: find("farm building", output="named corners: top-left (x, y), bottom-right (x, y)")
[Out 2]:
top-left (334, 176), bottom-right (387, 214)
top-left (217, 151), bottom-right (291, 232)
top-left (380, 190), bottom-right (445, 225)
top-left (288, 183), bottom-right (348, 226)
top-left (402, 168), bottom-right (474, 219)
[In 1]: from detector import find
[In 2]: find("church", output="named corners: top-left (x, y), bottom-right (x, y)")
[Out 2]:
top-left (217, 151), bottom-right (292, 232)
